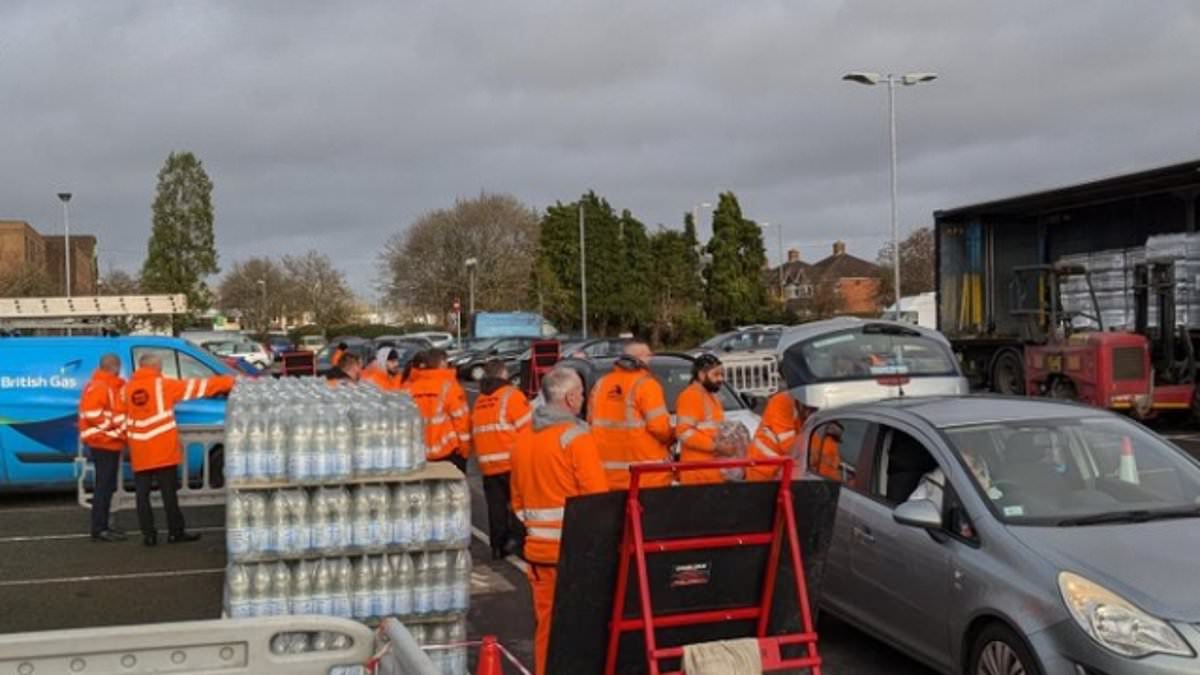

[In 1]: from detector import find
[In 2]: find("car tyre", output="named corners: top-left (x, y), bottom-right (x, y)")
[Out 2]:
top-left (969, 623), bottom-right (1041, 675)
top-left (990, 349), bottom-right (1025, 396)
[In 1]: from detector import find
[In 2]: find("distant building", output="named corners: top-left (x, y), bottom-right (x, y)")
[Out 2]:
top-left (770, 240), bottom-right (882, 318)
top-left (43, 235), bottom-right (98, 296)
top-left (0, 220), bottom-right (98, 296)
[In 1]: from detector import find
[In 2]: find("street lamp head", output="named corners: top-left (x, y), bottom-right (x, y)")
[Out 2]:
top-left (700, 202), bottom-right (712, 209)
top-left (464, 257), bottom-right (478, 267)
top-left (901, 72), bottom-right (938, 85)
top-left (57, 192), bottom-right (72, 203)
top-left (842, 71), bottom-right (882, 86)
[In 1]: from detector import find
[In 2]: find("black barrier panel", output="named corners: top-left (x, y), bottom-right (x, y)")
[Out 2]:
top-left (546, 479), bottom-right (840, 675)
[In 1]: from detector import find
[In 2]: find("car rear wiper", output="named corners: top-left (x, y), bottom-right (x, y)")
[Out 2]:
top-left (1058, 506), bottom-right (1200, 527)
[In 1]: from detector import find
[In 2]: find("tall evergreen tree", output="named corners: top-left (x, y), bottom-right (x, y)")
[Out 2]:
top-left (702, 192), bottom-right (769, 330)
top-left (533, 192), bottom-right (626, 334)
top-left (141, 151), bottom-right (218, 332)
top-left (617, 209), bottom-right (654, 333)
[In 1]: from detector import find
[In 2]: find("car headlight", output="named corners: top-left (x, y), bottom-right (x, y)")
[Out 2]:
top-left (1058, 571), bottom-right (1193, 658)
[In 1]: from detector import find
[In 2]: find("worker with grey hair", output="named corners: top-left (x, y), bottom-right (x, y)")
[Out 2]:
top-left (78, 353), bottom-right (128, 542)
top-left (510, 367), bottom-right (608, 675)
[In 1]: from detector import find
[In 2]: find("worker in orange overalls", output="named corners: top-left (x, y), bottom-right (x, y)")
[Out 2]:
top-left (330, 342), bottom-right (348, 368)
top-left (122, 352), bottom-right (235, 546)
top-left (362, 347), bottom-right (404, 391)
top-left (471, 359), bottom-right (532, 559)
top-left (407, 349), bottom-right (471, 473)
top-left (511, 366), bottom-right (608, 675)
top-left (807, 421), bottom-right (844, 481)
top-left (675, 354), bottom-right (735, 484)
top-left (589, 340), bottom-right (673, 489)
top-left (748, 389), bottom-right (810, 481)
top-left (325, 352), bottom-right (363, 385)
top-left (79, 353), bottom-right (128, 542)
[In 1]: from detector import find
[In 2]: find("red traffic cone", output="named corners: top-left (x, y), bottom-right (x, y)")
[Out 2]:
top-left (476, 635), bottom-right (503, 675)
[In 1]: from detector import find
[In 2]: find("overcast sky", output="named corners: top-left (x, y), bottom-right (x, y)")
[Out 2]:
top-left (2, 1), bottom-right (1199, 297)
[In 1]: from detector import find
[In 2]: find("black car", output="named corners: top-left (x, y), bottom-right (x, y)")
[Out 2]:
top-left (315, 336), bottom-right (376, 375)
top-left (449, 336), bottom-right (540, 381)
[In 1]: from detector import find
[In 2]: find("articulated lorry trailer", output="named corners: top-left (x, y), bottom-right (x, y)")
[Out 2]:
top-left (934, 158), bottom-right (1200, 418)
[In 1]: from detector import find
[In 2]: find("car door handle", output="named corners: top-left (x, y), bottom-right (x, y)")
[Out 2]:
top-left (854, 525), bottom-right (875, 544)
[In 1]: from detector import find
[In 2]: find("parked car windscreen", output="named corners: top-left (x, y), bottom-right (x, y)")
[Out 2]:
top-left (784, 326), bottom-right (957, 384)
top-left (942, 416), bottom-right (1200, 526)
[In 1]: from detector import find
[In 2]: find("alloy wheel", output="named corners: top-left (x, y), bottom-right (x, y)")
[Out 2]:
top-left (976, 640), bottom-right (1026, 675)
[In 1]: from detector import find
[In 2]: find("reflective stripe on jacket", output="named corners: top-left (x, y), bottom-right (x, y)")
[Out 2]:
top-left (470, 384), bottom-right (531, 476)
top-left (674, 382), bottom-right (725, 485)
top-left (408, 368), bottom-right (471, 460)
top-left (588, 365), bottom-right (673, 489)
top-left (511, 406), bottom-right (608, 565)
top-left (78, 369), bottom-right (126, 452)
top-left (121, 368), bottom-right (235, 473)
top-left (748, 391), bottom-right (803, 481)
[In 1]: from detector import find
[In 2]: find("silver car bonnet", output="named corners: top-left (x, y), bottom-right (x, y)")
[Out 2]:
top-left (1009, 520), bottom-right (1200, 622)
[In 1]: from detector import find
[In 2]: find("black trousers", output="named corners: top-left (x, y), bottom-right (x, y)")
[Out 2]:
top-left (440, 453), bottom-right (468, 475)
top-left (482, 472), bottom-right (517, 556)
top-left (134, 466), bottom-right (185, 537)
top-left (89, 448), bottom-right (121, 536)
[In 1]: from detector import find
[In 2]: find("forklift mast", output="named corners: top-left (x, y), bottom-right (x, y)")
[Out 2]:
top-left (1134, 262), bottom-right (1195, 386)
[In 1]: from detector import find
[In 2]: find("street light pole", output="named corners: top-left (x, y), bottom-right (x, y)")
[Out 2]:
top-left (692, 201), bottom-right (712, 240)
top-left (579, 201), bottom-right (587, 339)
top-left (57, 192), bottom-right (72, 298)
top-left (257, 279), bottom-right (267, 333)
top-left (843, 71), bottom-right (937, 309)
top-left (464, 257), bottom-right (478, 316)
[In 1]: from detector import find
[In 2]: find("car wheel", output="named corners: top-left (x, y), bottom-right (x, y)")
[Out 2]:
top-left (969, 623), bottom-right (1041, 675)
top-left (990, 350), bottom-right (1025, 396)
top-left (470, 364), bottom-right (485, 381)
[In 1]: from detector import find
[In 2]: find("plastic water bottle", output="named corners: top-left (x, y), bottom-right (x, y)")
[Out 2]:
top-left (267, 414), bottom-right (287, 479)
top-left (251, 563), bottom-right (272, 617)
top-left (392, 410), bottom-right (413, 473)
top-left (226, 493), bottom-right (250, 560)
top-left (448, 620), bottom-right (467, 675)
top-left (246, 493), bottom-right (269, 556)
top-left (351, 410), bottom-right (372, 477)
top-left (270, 562), bottom-right (291, 616)
top-left (226, 564), bottom-right (252, 618)
top-left (391, 553), bottom-right (414, 617)
top-left (312, 559), bottom-right (334, 616)
top-left (310, 489), bottom-right (330, 554)
top-left (351, 557), bottom-right (372, 619)
top-left (390, 485), bottom-right (411, 547)
top-left (333, 558), bottom-right (353, 618)
top-left (311, 408), bottom-right (332, 480)
top-left (413, 553), bottom-right (432, 615)
top-left (370, 555), bottom-right (392, 618)
top-left (352, 488), bottom-right (371, 549)
top-left (225, 419), bottom-right (248, 484)
top-left (267, 492), bottom-right (288, 555)
top-left (451, 550), bottom-right (470, 612)
top-left (429, 483), bottom-right (449, 544)
top-left (246, 420), bottom-right (268, 482)
top-left (369, 487), bottom-right (391, 550)
top-left (333, 415), bottom-right (353, 479)
top-left (372, 405), bottom-right (393, 474)
top-left (447, 481), bottom-right (470, 545)
top-left (332, 487), bottom-right (352, 549)
top-left (410, 483), bottom-right (431, 546)
top-left (430, 550), bottom-right (451, 613)
top-left (287, 490), bottom-right (311, 554)
top-left (427, 623), bottom-right (449, 673)
top-left (291, 560), bottom-right (315, 616)
top-left (288, 410), bottom-right (313, 482)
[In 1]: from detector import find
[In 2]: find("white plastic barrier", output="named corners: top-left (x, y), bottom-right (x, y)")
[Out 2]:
top-left (721, 353), bottom-right (781, 398)
top-left (0, 616), bottom-right (373, 675)
top-left (76, 425), bottom-right (228, 511)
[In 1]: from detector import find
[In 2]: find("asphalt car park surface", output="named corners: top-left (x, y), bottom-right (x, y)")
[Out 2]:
top-left (3, 432), bottom-right (1199, 673)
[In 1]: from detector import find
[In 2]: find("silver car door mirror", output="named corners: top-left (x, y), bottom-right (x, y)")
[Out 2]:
top-left (893, 499), bottom-right (943, 530)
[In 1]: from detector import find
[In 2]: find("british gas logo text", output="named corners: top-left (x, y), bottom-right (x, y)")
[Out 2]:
top-left (0, 375), bottom-right (80, 390)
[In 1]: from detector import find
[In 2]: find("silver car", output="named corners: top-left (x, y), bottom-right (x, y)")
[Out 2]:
top-left (806, 396), bottom-right (1200, 674)
top-left (776, 317), bottom-right (969, 409)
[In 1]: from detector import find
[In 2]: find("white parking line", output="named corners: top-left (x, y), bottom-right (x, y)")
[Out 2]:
top-left (0, 568), bottom-right (225, 588)
top-left (0, 526), bottom-right (224, 545)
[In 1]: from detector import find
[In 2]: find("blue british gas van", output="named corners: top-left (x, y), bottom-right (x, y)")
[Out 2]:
top-left (0, 336), bottom-right (233, 490)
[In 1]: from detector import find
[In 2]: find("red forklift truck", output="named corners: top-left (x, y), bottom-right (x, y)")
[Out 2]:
top-left (1017, 262), bottom-right (1198, 419)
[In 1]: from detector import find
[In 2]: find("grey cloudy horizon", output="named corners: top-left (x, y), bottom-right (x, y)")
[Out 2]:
top-left (2, 1), bottom-right (1199, 298)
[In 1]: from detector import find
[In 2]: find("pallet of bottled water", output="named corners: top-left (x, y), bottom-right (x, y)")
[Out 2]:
top-left (224, 377), bottom-right (426, 485)
top-left (222, 379), bottom-right (472, 675)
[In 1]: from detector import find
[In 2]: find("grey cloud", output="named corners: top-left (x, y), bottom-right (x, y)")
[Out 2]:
top-left (1, 0), bottom-right (1199, 293)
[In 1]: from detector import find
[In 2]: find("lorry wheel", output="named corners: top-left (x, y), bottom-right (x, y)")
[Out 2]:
top-left (990, 350), bottom-right (1025, 396)
top-left (1048, 377), bottom-right (1076, 401)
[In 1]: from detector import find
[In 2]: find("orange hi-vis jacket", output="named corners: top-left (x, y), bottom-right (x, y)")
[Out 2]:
top-left (408, 368), bottom-right (471, 461)
top-left (674, 382), bottom-right (725, 485)
top-left (748, 391), bottom-right (804, 481)
top-left (470, 383), bottom-right (532, 477)
top-left (588, 362), bottom-right (673, 489)
top-left (511, 406), bottom-right (608, 565)
top-left (121, 368), bottom-right (235, 473)
top-left (362, 365), bottom-right (404, 392)
top-left (78, 369), bottom-right (126, 452)
top-left (807, 427), bottom-right (843, 481)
